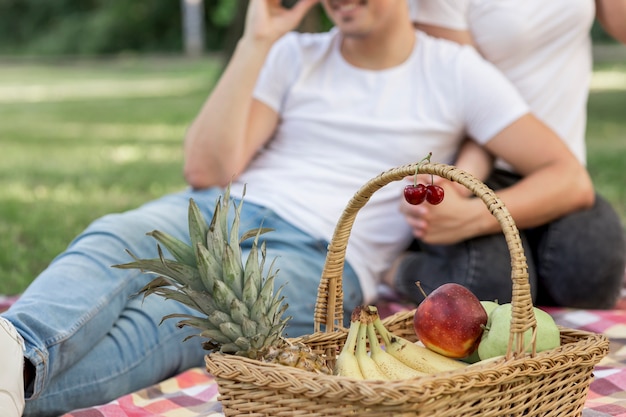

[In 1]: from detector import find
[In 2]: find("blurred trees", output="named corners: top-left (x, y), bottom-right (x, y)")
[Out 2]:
top-left (0, 0), bottom-right (238, 56)
top-left (0, 0), bottom-right (613, 57)
top-left (0, 0), bottom-right (326, 57)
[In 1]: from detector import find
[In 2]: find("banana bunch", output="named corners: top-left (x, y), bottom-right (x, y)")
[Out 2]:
top-left (334, 305), bottom-right (468, 380)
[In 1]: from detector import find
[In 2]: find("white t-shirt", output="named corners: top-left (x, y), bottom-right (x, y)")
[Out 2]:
top-left (230, 29), bottom-right (528, 302)
top-left (409, 0), bottom-right (595, 165)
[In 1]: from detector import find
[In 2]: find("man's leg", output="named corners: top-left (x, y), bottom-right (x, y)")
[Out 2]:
top-left (392, 233), bottom-right (537, 305)
top-left (531, 194), bottom-right (626, 309)
top-left (2, 187), bottom-right (223, 416)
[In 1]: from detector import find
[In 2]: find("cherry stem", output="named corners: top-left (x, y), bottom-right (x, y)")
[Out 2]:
top-left (415, 281), bottom-right (429, 300)
top-left (413, 152), bottom-right (433, 187)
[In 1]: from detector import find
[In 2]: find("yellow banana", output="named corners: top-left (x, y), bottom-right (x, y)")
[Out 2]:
top-left (373, 316), bottom-right (468, 374)
top-left (366, 322), bottom-right (426, 380)
top-left (333, 316), bottom-right (364, 379)
top-left (355, 319), bottom-right (388, 380)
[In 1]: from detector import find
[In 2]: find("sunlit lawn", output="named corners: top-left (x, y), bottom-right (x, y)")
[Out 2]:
top-left (0, 55), bottom-right (625, 295)
top-left (586, 63), bottom-right (626, 219)
top-left (0, 57), bottom-right (221, 294)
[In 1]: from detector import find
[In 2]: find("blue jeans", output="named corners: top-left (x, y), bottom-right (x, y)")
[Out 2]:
top-left (2, 188), bottom-right (362, 416)
top-left (394, 170), bottom-right (626, 309)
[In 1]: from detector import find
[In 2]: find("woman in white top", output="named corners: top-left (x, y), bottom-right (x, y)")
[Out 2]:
top-left (390, 0), bottom-right (626, 308)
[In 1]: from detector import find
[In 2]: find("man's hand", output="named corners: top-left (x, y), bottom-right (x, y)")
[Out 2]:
top-left (244, 0), bottom-right (320, 44)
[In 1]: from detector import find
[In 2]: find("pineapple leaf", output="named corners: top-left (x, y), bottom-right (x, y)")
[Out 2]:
top-left (229, 298), bottom-right (250, 326)
top-left (219, 187), bottom-right (232, 246)
top-left (219, 321), bottom-right (243, 341)
top-left (199, 329), bottom-right (236, 344)
top-left (250, 334), bottom-right (267, 351)
top-left (139, 287), bottom-right (209, 314)
top-left (229, 199), bottom-right (243, 260)
top-left (115, 246), bottom-right (205, 292)
top-left (212, 279), bottom-right (238, 312)
top-left (208, 310), bottom-right (232, 328)
top-left (207, 197), bottom-right (226, 263)
top-left (146, 230), bottom-right (195, 267)
top-left (219, 342), bottom-right (243, 354)
top-left (188, 198), bottom-right (210, 257)
top-left (136, 276), bottom-right (172, 293)
top-left (175, 285), bottom-right (220, 316)
top-left (222, 243), bottom-right (243, 299)
top-left (194, 242), bottom-right (219, 292)
top-left (239, 227), bottom-right (274, 243)
top-left (233, 336), bottom-right (251, 351)
top-left (250, 258), bottom-right (281, 326)
top-left (242, 231), bottom-right (262, 309)
top-left (259, 240), bottom-right (268, 276)
top-left (161, 313), bottom-right (218, 330)
top-left (240, 316), bottom-right (258, 339)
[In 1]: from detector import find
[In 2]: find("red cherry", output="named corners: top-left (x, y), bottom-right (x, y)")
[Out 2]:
top-left (426, 184), bottom-right (445, 205)
top-left (404, 184), bottom-right (427, 205)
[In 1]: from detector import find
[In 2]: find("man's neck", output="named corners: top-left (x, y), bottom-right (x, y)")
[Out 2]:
top-left (340, 23), bottom-right (416, 70)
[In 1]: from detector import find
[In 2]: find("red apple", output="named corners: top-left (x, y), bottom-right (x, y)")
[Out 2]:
top-left (413, 283), bottom-right (488, 358)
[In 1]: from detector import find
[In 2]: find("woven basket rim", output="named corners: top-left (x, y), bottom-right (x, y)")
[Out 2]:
top-left (313, 162), bottom-right (537, 358)
top-left (206, 326), bottom-right (608, 400)
top-left (204, 161), bottom-right (611, 416)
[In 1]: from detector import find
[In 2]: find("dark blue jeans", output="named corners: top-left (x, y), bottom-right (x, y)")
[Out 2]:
top-left (394, 170), bottom-right (626, 309)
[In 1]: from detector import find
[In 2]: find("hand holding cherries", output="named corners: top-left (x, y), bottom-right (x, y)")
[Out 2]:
top-left (404, 153), bottom-right (445, 205)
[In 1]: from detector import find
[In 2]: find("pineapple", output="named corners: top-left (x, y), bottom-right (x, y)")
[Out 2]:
top-left (114, 186), bottom-right (331, 374)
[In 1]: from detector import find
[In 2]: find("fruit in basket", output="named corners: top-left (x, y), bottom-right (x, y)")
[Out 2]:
top-left (461, 300), bottom-right (500, 363)
top-left (364, 307), bottom-right (425, 379)
top-left (477, 303), bottom-right (560, 360)
top-left (333, 308), bottom-right (364, 379)
top-left (404, 184), bottom-right (427, 205)
top-left (114, 186), bottom-right (332, 375)
top-left (373, 310), bottom-right (468, 374)
top-left (425, 184), bottom-right (445, 205)
top-left (481, 300), bottom-right (499, 317)
top-left (336, 306), bottom-right (457, 379)
top-left (413, 283), bottom-right (488, 358)
top-left (355, 314), bottom-right (388, 380)
top-left (403, 152), bottom-right (445, 206)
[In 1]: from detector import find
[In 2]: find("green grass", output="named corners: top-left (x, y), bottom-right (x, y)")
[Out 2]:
top-left (0, 56), bottom-right (625, 296)
top-left (586, 63), bottom-right (626, 220)
top-left (0, 57), bottom-right (222, 295)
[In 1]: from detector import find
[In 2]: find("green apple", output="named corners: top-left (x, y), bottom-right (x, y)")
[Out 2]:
top-left (481, 300), bottom-right (499, 317)
top-left (462, 300), bottom-right (500, 363)
top-left (477, 303), bottom-right (560, 360)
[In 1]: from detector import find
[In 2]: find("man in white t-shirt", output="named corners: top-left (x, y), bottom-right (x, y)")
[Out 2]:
top-left (0, 1), bottom-right (599, 415)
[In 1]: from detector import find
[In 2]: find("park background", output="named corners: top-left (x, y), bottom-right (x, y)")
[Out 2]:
top-left (0, 0), bottom-right (625, 295)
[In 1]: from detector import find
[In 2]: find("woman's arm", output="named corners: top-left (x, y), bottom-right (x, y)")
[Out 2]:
top-left (596, 0), bottom-right (626, 44)
top-left (401, 114), bottom-right (595, 244)
top-left (414, 23), bottom-right (474, 46)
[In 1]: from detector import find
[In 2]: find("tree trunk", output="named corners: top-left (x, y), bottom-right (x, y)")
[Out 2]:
top-left (181, 0), bottom-right (205, 57)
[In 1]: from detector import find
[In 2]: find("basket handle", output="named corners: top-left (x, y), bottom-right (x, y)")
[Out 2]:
top-left (313, 162), bottom-right (538, 358)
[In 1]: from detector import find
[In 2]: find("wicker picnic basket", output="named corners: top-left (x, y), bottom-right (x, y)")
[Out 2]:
top-left (205, 162), bottom-right (609, 416)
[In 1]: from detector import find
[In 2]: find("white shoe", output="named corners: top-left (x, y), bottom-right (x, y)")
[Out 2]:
top-left (0, 317), bottom-right (25, 417)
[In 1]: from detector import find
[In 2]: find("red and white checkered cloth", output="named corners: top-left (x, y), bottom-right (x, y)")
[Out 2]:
top-left (3, 295), bottom-right (625, 417)
top-left (60, 307), bottom-right (626, 417)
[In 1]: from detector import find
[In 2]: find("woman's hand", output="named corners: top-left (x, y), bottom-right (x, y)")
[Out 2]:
top-left (400, 177), bottom-right (484, 244)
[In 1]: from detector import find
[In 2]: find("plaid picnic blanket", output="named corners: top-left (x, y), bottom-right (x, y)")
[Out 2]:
top-left (2, 295), bottom-right (625, 416)
top-left (58, 307), bottom-right (626, 417)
